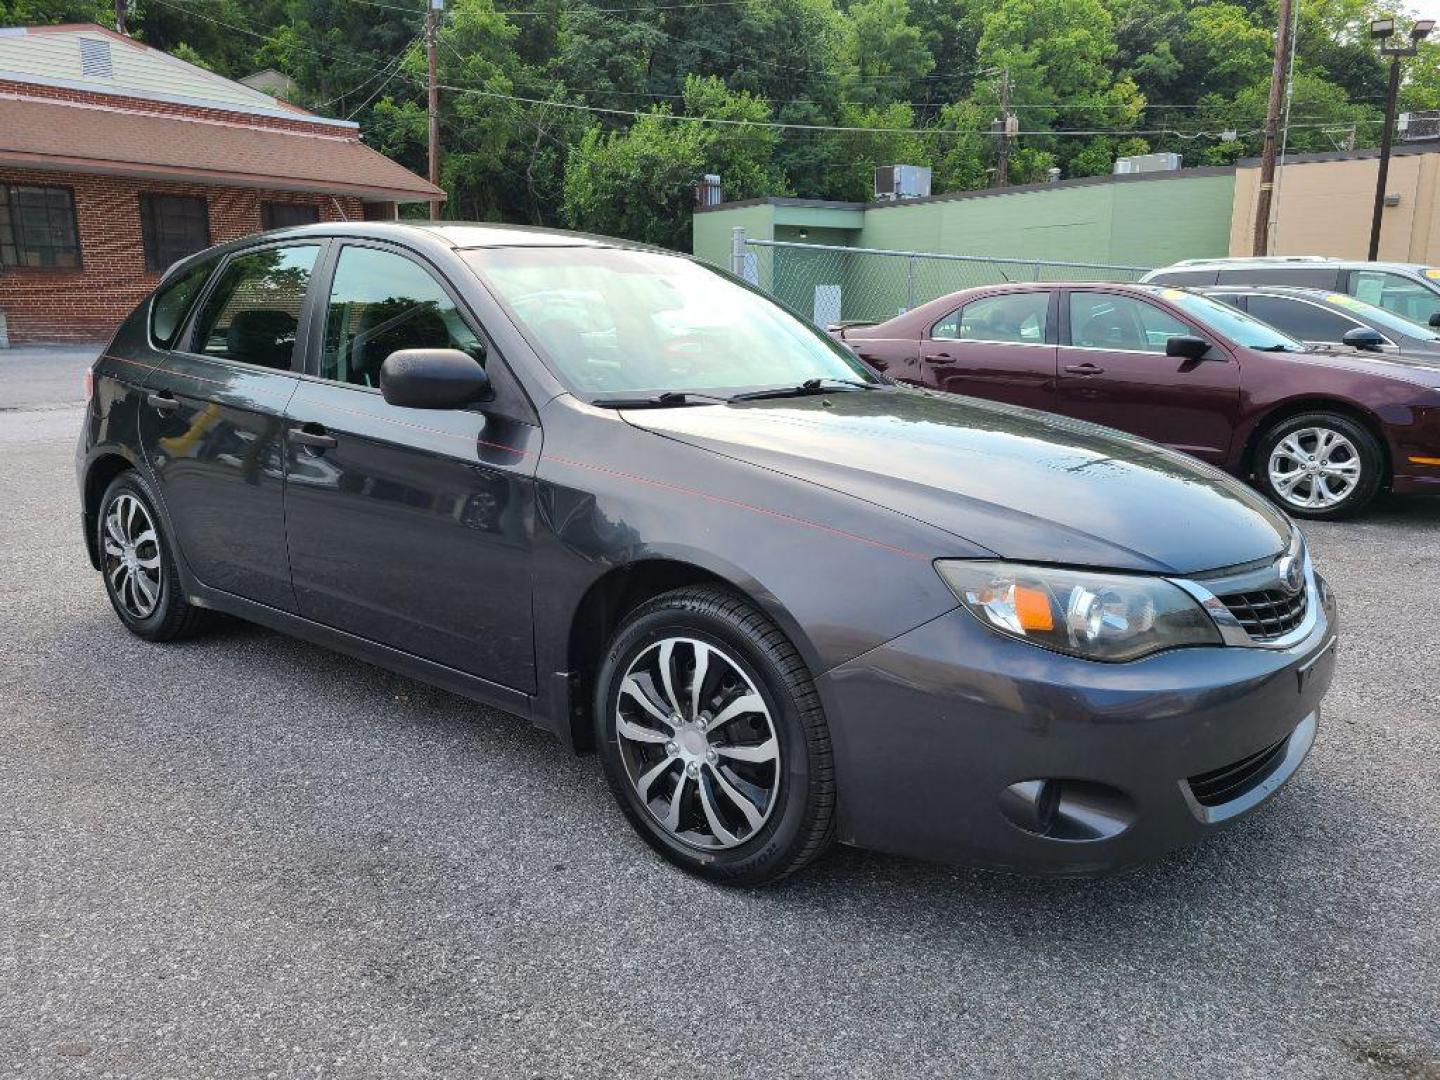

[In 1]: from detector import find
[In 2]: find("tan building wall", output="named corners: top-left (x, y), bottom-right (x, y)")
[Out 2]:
top-left (1230, 149), bottom-right (1440, 262)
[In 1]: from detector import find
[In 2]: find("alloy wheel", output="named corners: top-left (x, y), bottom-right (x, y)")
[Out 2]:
top-left (614, 636), bottom-right (781, 851)
top-left (102, 493), bottom-right (163, 620)
top-left (1267, 426), bottom-right (1361, 511)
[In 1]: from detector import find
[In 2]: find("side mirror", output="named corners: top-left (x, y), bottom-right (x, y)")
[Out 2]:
top-left (1340, 327), bottom-right (1386, 352)
top-left (1428, 311), bottom-right (1440, 328)
top-left (1165, 334), bottom-right (1213, 361)
top-left (380, 348), bottom-right (491, 409)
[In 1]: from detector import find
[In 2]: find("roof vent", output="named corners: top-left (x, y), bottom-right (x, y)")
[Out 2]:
top-left (79, 38), bottom-right (114, 79)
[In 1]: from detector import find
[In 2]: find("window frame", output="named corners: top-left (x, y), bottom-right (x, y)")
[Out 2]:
top-left (1060, 288), bottom-right (1206, 356)
top-left (305, 238), bottom-right (495, 394)
top-left (930, 289), bottom-right (1058, 347)
top-left (139, 193), bottom-right (212, 274)
top-left (0, 183), bottom-right (82, 270)
top-left (171, 238), bottom-right (330, 376)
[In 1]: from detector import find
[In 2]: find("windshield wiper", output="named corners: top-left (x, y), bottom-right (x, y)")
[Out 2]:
top-left (728, 377), bottom-right (877, 402)
top-left (1252, 344), bottom-right (1301, 352)
top-left (591, 391), bottom-right (727, 409)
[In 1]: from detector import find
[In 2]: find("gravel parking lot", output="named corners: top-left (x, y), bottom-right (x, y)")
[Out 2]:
top-left (3, 355), bottom-right (1438, 1079)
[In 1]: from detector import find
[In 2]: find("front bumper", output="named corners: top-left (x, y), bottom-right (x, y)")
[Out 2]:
top-left (818, 581), bottom-right (1337, 874)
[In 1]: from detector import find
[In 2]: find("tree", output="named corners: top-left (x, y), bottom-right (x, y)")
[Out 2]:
top-left (563, 76), bottom-right (786, 247)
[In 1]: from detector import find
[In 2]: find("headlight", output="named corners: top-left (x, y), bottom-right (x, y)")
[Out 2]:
top-left (936, 560), bottom-right (1222, 662)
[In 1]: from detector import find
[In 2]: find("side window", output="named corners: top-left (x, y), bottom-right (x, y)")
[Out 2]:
top-left (1070, 293), bottom-right (1188, 353)
top-left (1348, 270), bottom-right (1440, 325)
top-left (1246, 296), bottom-right (1362, 343)
top-left (188, 245), bottom-right (320, 370)
top-left (937, 292), bottom-right (1049, 344)
top-left (150, 259), bottom-right (215, 349)
top-left (321, 246), bottom-right (482, 387)
top-left (1218, 267), bottom-right (1339, 288)
top-left (1149, 270), bottom-right (1218, 286)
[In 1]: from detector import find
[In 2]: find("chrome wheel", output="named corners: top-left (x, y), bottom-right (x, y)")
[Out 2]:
top-left (615, 636), bottom-right (781, 851)
top-left (1267, 426), bottom-right (1362, 511)
top-left (102, 493), bottom-right (163, 619)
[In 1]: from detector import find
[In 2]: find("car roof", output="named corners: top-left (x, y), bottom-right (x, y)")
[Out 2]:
top-left (1157, 256), bottom-right (1433, 273)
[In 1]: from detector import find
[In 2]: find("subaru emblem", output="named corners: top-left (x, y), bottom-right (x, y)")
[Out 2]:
top-left (1277, 554), bottom-right (1304, 594)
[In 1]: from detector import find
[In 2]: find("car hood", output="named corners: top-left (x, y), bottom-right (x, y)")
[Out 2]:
top-left (1299, 346), bottom-right (1440, 382)
top-left (622, 388), bottom-right (1291, 575)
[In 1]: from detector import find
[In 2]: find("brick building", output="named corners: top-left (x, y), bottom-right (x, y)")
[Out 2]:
top-left (0, 24), bottom-right (441, 345)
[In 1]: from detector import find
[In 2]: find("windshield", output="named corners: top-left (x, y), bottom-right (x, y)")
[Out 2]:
top-left (1322, 290), bottom-right (1440, 340)
top-left (1158, 288), bottom-right (1307, 351)
top-left (463, 246), bottom-right (879, 397)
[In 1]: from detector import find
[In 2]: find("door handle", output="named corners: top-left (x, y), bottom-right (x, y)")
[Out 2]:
top-left (1063, 363), bottom-right (1105, 375)
top-left (290, 424), bottom-right (337, 450)
top-left (926, 351), bottom-right (953, 362)
top-left (146, 391), bottom-right (180, 413)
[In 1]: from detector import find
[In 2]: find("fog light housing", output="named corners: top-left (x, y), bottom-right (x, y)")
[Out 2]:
top-left (999, 779), bottom-right (1136, 841)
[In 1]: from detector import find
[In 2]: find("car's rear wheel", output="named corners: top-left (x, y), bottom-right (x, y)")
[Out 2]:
top-left (97, 471), bottom-right (211, 641)
top-left (595, 586), bottom-right (835, 885)
top-left (1254, 411), bottom-right (1384, 520)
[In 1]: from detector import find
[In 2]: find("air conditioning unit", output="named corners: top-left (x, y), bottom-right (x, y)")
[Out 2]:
top-left (1113, 152), bottom-right (1182, 175)
top-left (694, 173), bottom-right (723, 207)
top-left (874, 164), bottom-right (932, 201)
top-left (1400, 111), bottom-right (1440, 142)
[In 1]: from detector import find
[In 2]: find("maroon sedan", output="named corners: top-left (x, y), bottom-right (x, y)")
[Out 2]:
top-left (833, 282), bottom-right (1440, 518)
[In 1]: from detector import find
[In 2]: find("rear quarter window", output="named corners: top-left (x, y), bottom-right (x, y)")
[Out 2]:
top-left (150, 260), bottom-right (215, 349)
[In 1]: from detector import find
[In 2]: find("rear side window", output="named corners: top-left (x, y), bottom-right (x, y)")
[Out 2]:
top-left (1245, 296), bottom-right (1362, 343)
top-left (1347, 269), bottom-right (1440, 325)
top-left (150, 260), bottom-right (214, 349)
top-left (935, 292), bottom-right (1050, 343)
top-left (1147, 269), bottom-right (1218, 286)
top-left (189, 245), bottom-right (321, 370)
top-left (1217, 267), bottom-right (1340, 288)
top-left (320, 246), bottom-right (482, 387)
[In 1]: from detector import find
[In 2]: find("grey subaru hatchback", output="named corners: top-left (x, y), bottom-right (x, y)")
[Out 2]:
top-left (78, 222), bottom-right (1338, 884)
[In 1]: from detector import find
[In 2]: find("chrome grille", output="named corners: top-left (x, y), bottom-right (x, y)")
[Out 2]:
top-left (1218, 587), bottom-right (1308, 641)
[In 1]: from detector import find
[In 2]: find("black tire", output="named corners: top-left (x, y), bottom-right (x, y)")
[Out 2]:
top-left (96, 470), bottom-right (212, 641)
top-left (594, 586), bottom-right (836, 885)
top-left (1253, 411), bottom-right (1384, 520)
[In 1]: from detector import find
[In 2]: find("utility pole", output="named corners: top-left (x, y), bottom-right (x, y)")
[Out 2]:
top-left (426, 0), bottom-right (443, 221)
top-left (1367, 18), bottom-right (1435, 260)
top-left (994, 68), bottom-right (1013, 188)
top-left (1251, 0), bottom-right (1293, 255)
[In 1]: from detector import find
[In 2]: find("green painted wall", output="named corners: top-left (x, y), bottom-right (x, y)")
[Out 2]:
top-left (856, 172), bottom-right (1235, 266)
top-left (692, 202), bottom-right (774, 269)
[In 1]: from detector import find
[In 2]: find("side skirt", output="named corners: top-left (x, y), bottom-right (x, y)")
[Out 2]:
top-left (186, 581), bottom-right (535, 724)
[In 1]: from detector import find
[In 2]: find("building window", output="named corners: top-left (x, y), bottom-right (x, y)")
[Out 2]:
top-left (0, 184), bottom-right (81, 268)
top-left (261, 202), bottom-right (321, 230)
top-left (140, 194), bottom-right (211, 273)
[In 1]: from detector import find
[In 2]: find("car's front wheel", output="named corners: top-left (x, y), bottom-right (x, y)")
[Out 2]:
top-left (1254, 411), bottom-right (1384, 519)
top-left (595, 586), bottom-right (836, 885)
top-left (97, 470), bottom-right (212, 641)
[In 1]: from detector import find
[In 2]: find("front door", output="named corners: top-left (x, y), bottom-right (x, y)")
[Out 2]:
top-left (137, 242), bottom-right (323, 610)
top-left (282, 242), bottom-right (540, 692)
top-left (919, 290), bottom-right (1057, 410)
top-left (1056, 289), bottom-right (1240, 465)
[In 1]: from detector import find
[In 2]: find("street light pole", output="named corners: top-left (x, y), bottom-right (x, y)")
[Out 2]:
top-left (1367, 17), bottom-right (1434, 261)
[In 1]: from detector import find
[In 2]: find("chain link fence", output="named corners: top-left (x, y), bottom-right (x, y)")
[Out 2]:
top-left (735, 236), bottom-right (1150, 327)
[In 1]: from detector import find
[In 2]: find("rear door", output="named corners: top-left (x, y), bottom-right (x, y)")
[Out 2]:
top-left (137, 241), bottom-right (324, 610)
top-left (1055, 289), bottom-right (1240, 464)
top-left (282, 240), bottom-right (541, 692)
top-left (919, 290), bottom-right (1057, 410)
